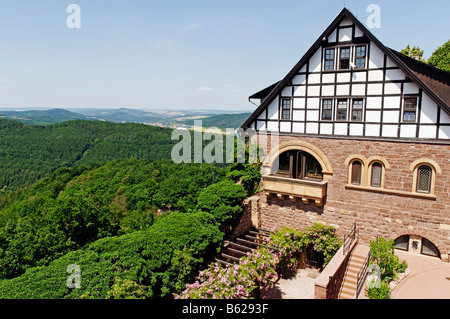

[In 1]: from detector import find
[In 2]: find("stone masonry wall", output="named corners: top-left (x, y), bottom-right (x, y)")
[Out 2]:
top-left (255, 134), bottom-right (450, 260)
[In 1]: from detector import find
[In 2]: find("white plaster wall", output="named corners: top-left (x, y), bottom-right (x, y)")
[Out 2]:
top-left (403, 82), bottom-right (419, 94)
top-left (294, 86), bottom-right (306, 97)
top-left (307, 98), bottom-right (320, 109)
top-left (339, 27), bottom-right (352, 42)
top-left (399, 124), bottom-right (416, 138)
top-left (280, 122), bottom-right (291, 132)
top-left (292, 74), bottom-right (306, 85)
top-left (383, 111), bottom-right (400, 123)
top-left (420, 93), bottom-right (438, 124)
top-left (365, 124), bottom-right (380, 136)
top-left (334, 123), bottom-right (348, 135)
top-left (267, 98), bottom-right (279, 120)
top-left (292, 122), bottom-right (305, 134)
top-left (368, 42), bottom-right (384, 69)
top-left (366, 97), bottom-right (382, 109)
top-left (382, 125), bottom-right (398, 137)
top-left (292, 110), bottom-right (305, 121)
top-left (293, 98), bottom-right (306, 109)
top-left (267, 121), bottom-right (278, 132)
top-left (306, 122), bottom-right (319, 134)
top-left (309, 49), bottom-right (322, 73)
top-left (349, 123), bottom-right (364, 136)
top-left (307, 110), bottom-right (319, 121)
top-left (438, 126), bottom-right (450, 139)
top-left (418, 125), bottom-right (437, 138)
top-left (366, 110), bottom-right (381, 122)
top-left (320, 123), bottom-right (333, 135)
top-left (385, 69), bottom-right (405, 81)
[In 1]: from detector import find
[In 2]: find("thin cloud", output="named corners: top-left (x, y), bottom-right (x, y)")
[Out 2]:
top-left (198, 87), bottom-right (213, 92)
top-left (184, 22), bottom-right (202, 31)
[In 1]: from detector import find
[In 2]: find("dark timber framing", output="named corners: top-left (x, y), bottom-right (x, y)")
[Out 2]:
top-left (242, 8), bottom-right (450, 143)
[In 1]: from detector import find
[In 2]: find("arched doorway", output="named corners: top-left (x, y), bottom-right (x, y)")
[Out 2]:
top-left (394, 235), bottom-right (440, 258)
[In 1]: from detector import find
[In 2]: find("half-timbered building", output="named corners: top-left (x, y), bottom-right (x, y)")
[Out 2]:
top-left (241, 8), bottom-right (450, 261)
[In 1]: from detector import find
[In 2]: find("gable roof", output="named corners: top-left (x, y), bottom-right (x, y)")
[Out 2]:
top-left (390, 48), bottom-right (450, 106)
top-left (241, 8), bottom-right (450, 130)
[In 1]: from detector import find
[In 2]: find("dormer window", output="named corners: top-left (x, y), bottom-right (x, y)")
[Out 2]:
top-left (339, 47), bottom-right (351, 70)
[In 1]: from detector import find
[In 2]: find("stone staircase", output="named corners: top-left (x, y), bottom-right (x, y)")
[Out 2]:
top-left (339, 244), bottom-right (370, 299)
top-left (194, 228), bottom-right (273, 281)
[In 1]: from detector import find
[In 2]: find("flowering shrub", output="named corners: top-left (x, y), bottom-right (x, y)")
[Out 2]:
top-left (303, 223), bottom-right (342, 266)
top-left (266, 227), bottom-right (307, 275)
top-left (178, 247), bottom-right (278, 299)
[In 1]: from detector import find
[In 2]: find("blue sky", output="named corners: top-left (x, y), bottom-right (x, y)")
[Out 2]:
top-left (0, 0), bottom-right (448, 111)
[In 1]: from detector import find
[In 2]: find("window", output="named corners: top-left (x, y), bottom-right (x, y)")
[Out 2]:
top-left (416, 165), bottom-right (432, 193)
top-left (324, 48), bottom-right (335, 71)
top-left (352, 99), bottom-right (363, 121)
top-left (403, 97), bottom-right (417, 122)
top-left (277, 151), bottom-right (291, 175)
top-left (370, 162), bottom-right (383, 188)
top-left (336, 99), bottom-right (347, 121)
top-left (281, 99), bottom-right (291, 119)
top-left (355, 46), bottom-right (366, 69)
top-left (322, 99), bottom-right (333, 120)
top-left (274, 151), bottom-right (323, 181)
top-left (350, 161), bottom-right (362, 185)
top-left (339, 47), bottom-right (351, 70)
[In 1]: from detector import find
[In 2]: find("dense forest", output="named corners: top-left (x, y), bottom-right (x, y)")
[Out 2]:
top-left (0, 119), bottom-right (177, 190)
top-left (0, 118), bottom-right (262, 298)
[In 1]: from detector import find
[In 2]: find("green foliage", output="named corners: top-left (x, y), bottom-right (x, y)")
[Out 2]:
top-left (0, 159), bottom-right (228, 279)
top-left (427, 40), bottom-right (450, 72)
top-left (268, 224), bottom-right (342, 275)
top-left (369, 237), bottom-right (406, 282)
top-left (401, 44), bottom-right (425, 62)
top-left (0, 119), bottom-right (178, 190)
top-left (226, 139), bottom-right (263, 196)
top-left (268, 227), bottom-right (307, 274)
top-left (303, 223), bottom-right (342, 266)
top-left (367, 237), bottom-right (408, 299)
top-left (106, 278), bottom-right (146, 299)
top-left (367, 281), bottom-right (391, 299)
top-left (179, 247), bottom-right (279, 299)
top-left (196, 180), bottom-right (247, 224)
top-left (0, 211), bottom-right (223, 299)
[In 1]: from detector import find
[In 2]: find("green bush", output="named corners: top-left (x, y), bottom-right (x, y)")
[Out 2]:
top-left (196, 180), bottom-right (247, 224)
top-left (0, 211), bottom-right (223, 299)
top-left (369, 237), bottom-right (406, 282)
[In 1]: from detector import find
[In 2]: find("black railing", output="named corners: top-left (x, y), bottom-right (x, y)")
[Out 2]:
top-left (343, 222), bottom-right (358, 255)
top-left (356, 252), bottom-right (371, 299)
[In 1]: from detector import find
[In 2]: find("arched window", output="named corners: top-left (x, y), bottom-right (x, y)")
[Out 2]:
top-left (370, 162), bottom-right (383, 188)
top-left (350, 160), bottom-right (362, 185)
top-left (416, 165), bottom-right (432, 194)
top-left (273, 150), bottom-right (323, 181)
top-left (410, 159), bottom-right (440, 196)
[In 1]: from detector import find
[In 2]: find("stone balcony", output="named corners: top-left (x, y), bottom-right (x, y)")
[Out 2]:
top-left (262, 175), bottom-right (327, 206)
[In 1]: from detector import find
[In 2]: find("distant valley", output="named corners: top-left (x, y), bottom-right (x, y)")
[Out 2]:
top-left (0, 107), bottom-right (252, 129)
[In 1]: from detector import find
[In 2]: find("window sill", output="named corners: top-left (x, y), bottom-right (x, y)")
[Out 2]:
top-left (345, 184), bottom-right (437, 200)
top-left (263, 175), bottom-right (327, 206)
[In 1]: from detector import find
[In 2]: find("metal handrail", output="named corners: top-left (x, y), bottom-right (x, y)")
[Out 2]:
top-left (343, 222), bottom-right (357, 255)
top-left (356, 252), bottom-right (371, 299)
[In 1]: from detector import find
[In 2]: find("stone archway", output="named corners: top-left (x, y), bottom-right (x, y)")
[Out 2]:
top-left (393, 233), bottom-right (442, 259)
